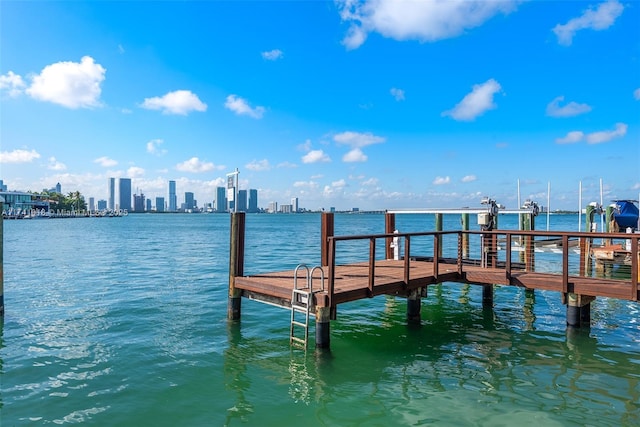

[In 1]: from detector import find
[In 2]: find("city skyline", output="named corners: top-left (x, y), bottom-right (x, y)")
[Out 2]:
top-left (1, 1), bottom-right (639, 211)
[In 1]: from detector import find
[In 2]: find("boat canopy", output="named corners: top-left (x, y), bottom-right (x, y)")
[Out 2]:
top-left (612, 200), bottom-right (639, 229)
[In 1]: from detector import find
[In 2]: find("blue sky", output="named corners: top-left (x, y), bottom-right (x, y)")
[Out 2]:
top-left (1, 0), bottom-right (639, 211)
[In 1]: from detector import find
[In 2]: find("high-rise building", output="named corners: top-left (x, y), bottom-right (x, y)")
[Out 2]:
top-left (145, 198), bottom-right (152, 212)
top-left (89, 197), bottom-right (95, 211)
top-left (55, 182), bottom-right (62, 194)
top-left (156, 197), bottom-right (165, 212)
top-left (108, 178), bottom-right (115, 210)
top-left (291, 197), bottom-right (299, 213)
top-left (184, 192), bottom-right (195, 210)
top-left (169, 180), bottom-right (177, 211)
top-left (268, 201), bottom-right (278, 213)
top-left (215, 187), bottom-right (227, 212)
top-left (118, 178), bottom-right (132, 211)
top-left (97, 200), bottom-right (107, 210)
top-left (248, 189), bottom-right (258, 213)
top-left (237, 189), bottom-right (247, 212)
top-left (0, 180), bottom-right (7, 191)
top-left (133, 193), bottom-right (145, 212)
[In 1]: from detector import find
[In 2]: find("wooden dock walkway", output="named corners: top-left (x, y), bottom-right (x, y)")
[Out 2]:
top-left (228, 212), bottom-right (639, 349)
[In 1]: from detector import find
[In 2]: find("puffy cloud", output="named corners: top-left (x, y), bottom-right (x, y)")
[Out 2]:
top-left (26, 56), bottom-right (105, 109)
top-left (556, 131), bottom-right (585, 144)
top-left (176, 157), bottom-right (220, 173)
top-left (553, 0), bottom-right (624, 46)
top-left (127, 166), bottom-right (145, 178)
top-left (246, 159), bottom-right (271, 171)
top-left (262, 49), bottom-right (284, 60)
top-left (0, 148), bottom-right (41, 163)
top-left (443, 79), bottom-right (502, 121)
top-left (48, 157), bottom-right (67, 171)
top-left (586, 122), bottom-right (627, 144)
top-left (337, 0), bottom-right (520, 49)
top-left (433, 176), bottom-right (451, 185)
top-left (390, 87), bottom-right (405, 101)
top-left (546, 96), bottom-right (591, 117)
top-left (302, 149), bottom-right (331, 164)
top-left (461, 175), bottom-right (477, 183)
top-left (224, 94), bottom-right (265, 119)
top-left (555, 123), bottom-right (627, 144)
top-left (0, 71), bottom-right (26, 97)
top-left (141, 90), bottom-right (207, 115)
top-left (343, 148), bottom-right (368, 162)
top-left (94, 156), bottom-right (118, 167)
top-left (146, 139), bottom-right (167, 156)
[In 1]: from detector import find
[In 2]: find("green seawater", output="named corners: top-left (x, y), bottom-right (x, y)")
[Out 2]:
top-left (1, 213), bottom-right (638, 426)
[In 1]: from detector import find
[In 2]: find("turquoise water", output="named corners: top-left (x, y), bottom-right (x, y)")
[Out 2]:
top-left (1, 213), bottom-right (639, 426)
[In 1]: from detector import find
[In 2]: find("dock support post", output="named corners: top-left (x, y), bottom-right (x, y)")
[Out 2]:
top-left (315, 306), bottom-right (331, 349)
top-left (385, 212), bottom-right (395, 260)
top-left (407, 288), bottom-right (421, 323)
top-left (566, 293), bottom-right (594, 328)
top-left (0, 197), bottom-right (3, 317)
top-left (435, 213), bottom-right (443, 259)
top-left (461, 213), bottom-right (469, 259)
top-left (321, 212), bottom-right (334, 267)
top-left (228, 212), bottom-right (245, 321)
top-left (482, 285), bottom-right (493, 307)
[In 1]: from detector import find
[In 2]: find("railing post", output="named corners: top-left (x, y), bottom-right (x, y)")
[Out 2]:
top-left (403, 235), bottom-right (410, 287)
top-left (385, 212), bottom-right (395, 260)
top-left (632, 235), bottom-right (638, 301)
top-left (435, 213), bottom-right (443, 259)
top-left (461, 213), bottom-right (469, 258)
top-left (433, 234), bottom-right (439, 280)
top-left (505, 233), bottom-right (512, 283)
top-left (228, 212), bottom-right (245, 320)
top-left (368, 238), bottom-right (375, 297)
top-left (321, 212), bottom-right (334, 267)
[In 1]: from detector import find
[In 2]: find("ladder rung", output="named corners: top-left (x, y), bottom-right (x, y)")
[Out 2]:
top-left (291, 320), bottom-right (307, 328)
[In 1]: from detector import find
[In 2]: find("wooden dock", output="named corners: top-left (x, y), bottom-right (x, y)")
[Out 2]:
top-left (228, 212), bottom-right (640, 349)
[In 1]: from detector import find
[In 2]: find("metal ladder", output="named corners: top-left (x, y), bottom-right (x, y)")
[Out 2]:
top-left (290, 264), bottom-right (324, 348)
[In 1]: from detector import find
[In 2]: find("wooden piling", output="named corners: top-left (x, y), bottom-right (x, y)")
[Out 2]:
top-left (407, 288), bottom-right (421, 323)
top-left (461, 213), bottom-right (469, 258)
top-left (435, 213), bottom-right (443, 258)
top-left (228, 212), bottom-right (245, 321)
top-left (385, 212), bottom-right (395, 260)
top-left (315, 305), bottom-right (331, 349)
top-left (321, 212), bottom-right (334, 267)
top-left (0, 198), bottom-right (3, 317)
top-left (566, 293), bottom-right (594, 328)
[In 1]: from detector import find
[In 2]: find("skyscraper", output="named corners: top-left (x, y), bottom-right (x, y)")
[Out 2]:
top-left (108, 178), bottom-right (115, 210)
top-left (185, 192), bottom-right (195, 210)
top-left (237, 190), bottom-right (247, 212)
top-left (248, 189), bottom-right (258, 213)
top-left (133, 192), bottom-right (145, 212)
top-left (156, 197), bottom-right (165, 212)
top-left (215, 186), bottom-right (227, 212)
top-left (291, 197), bottom-right (299, 213)
top-left (118, 178), bottom-right (132, 211)
top-left (169, 180), bottom-right (177, 211)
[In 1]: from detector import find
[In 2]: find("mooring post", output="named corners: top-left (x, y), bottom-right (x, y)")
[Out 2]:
top-left (407, 288), bottom-right (421, 323)
top-left (321, 212), bottom-right (334, 267)
top-left (0, 197), bottom-right (4, 317)
top-left (385, 212), bottom-right (395, 260)
top-left (228, 212), bottom-right (245, 321)
top-left (435, 213), bottom-right (443, 259)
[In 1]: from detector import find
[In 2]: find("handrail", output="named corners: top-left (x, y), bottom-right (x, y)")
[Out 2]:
top-left (325, 229), bottom-right (639, 307)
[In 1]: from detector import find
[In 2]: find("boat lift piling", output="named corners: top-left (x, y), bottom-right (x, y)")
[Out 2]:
top-left (1, 197), bottom-right (4, 317)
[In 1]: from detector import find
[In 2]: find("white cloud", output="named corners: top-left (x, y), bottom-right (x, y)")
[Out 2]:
top-left (390, 87), bottom-right (405, 101)
top-left (337, 0), bottom-right (520, 50)
top-left (553, 0), bottom-right (624, 46)
top-left (634, 88), bottom-right (640, 100)
top-left (294, 181), bottom-right (319, 190)
top-left (443, 79), bottom-right (502, 121)
top-left (176, 157), bottom-right (220, 173)
top-left (555, 123), bottom-right (627, 144)
top-left (142, 90), bottom-right (207, 115)
top-left (224, 94), bottom-right (265, 119)
top-left (556, 131), bottom-right (585, 144)
top-left (461, 175), bottom-right (477, 183)
top-left (262, 49), bottom-right (284, 61)
top-left (586, 122), bottom-right (627, 144)
top-left (26, 56), bottom-right (106, 109)
top-left (302, 150), bottom-right (331, 164)
top-left (94, 156), bottom-right (118, 167)
top-left (343, 148), bottom-right (368, 162)
top-left (0, 71), bottom-right (26, 97)
top-left (246, 159), bottom-right (271, 171)
top-left (546, 96), bottom-right (591, 117)
top-left (48, 157), bottom-right (67, 171)
top-left (362, 177), bottom-right (379, 186)
top-left (146, 139), bottom-right (167, 156)
top-left (127, 166), bottom-right (145, 178)
top-left (298, 139), bottom-right (313, 152)
top-left (433, 176), bottom-right (451, 185)
top-left (0, 149), bottom-right (41, 163)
